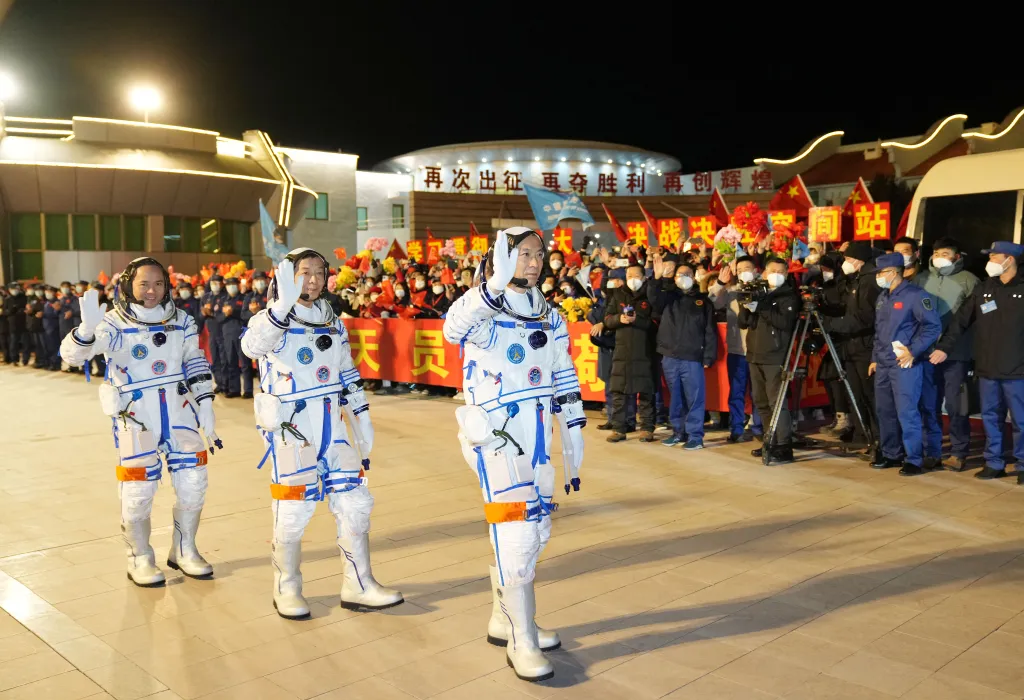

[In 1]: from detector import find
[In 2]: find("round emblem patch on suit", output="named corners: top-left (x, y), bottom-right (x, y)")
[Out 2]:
top-left (528, 366), bottom-right (543, 386)
top-left (316, 366), bottom-right (330, 383)
top-left (152, 332), bottom-right (167, 347)
top-left (151, 360), bottom-right (167, 375)
top-left (131, 344), bottom-right (149, 360)
top-left (528, 330), bottom-right (547, 349)
top-left (297, 347), bottom-right (314, 365)
top-left (507, 343), bottom-right (526, 364)
top-left (316, 335), bottom-right (333, 351)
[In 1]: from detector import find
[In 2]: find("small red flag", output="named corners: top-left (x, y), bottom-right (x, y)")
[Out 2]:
top-left (710, 188), bottom-right (731, 229)
top-left (601, 203), bottom-right (629, 243)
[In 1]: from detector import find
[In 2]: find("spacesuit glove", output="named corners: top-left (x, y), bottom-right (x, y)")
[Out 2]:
top-left (486, 228), bottom-right (518, 296)
top-left (356, 413), bottom-right (374, 470)
top-left (77, 289), bottom-right (107, 338)
top-left (569, 425), bottom-right (584, 479)
top-left (197, 399), bottom-right (223, 452)
top-left (270, 259), bottom-right (305, 319)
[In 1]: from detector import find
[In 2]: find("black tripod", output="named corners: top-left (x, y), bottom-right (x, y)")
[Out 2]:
top-left (762, 294), bottom-right (873, 466)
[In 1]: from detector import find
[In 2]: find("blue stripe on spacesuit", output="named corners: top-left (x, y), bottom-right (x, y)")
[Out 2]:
top-left (478, 388), bottom-right (554, 413)
top-left (158, 388), bottom-right (170, 447)
top-left (317, 398), bottom-right (332, 463)
top-left (492, 482), bottom-right (534, 496)
top-left (532, 404), bottom-right (547, 467)
top-left (492, 524), bottom-right (504, 586)
top-left (172, 425), bottom-right (199, 435)
top-left (352, 405), bottom-right (369, 415)
top-left (285, 327), bottom-right (334, 335)
top-left (273, 382), bottom-right (346, 403)
top-left (494, 321), bottom-right (547, 329)
top-left (567, 418), bottom-right (586, 429)
top-left (120, 325), bottom-right (185, 334)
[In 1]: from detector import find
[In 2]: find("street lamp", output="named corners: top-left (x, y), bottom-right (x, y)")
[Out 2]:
top-left (129, 86), bottom-right (161, 123)
top-left (0, 72), bottom-right (16, 103)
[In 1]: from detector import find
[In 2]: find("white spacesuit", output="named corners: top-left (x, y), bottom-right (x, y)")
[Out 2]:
top-left (443, 228), bottom-right (585, 682)
top-left (59, 258), bottom-right (220, 587)
top-left (241, 248), bottom-right (402, 619)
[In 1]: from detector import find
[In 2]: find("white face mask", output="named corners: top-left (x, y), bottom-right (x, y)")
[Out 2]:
top-left (414, 279), bottom-right (426, 290)
top-left (254, 280), bottom-right (268, 292)
top-left (805, 254), bottom-right (820, 265)
top-left (45, 292), bottom-right (55, 300)
top-left (626, 278), bottom-right (643, 292)
top-left (561, 286), bottom-right (573, 296)
top-left (695, 271), bottom-right (707, 282)
top-left (931, 257), bottom-right (953, 270)
top-left (550, 260), bottom-right (563, 270)
top-left (432, 284), bottom-right (444, 294)
top-left (607, 281), bottom-right (622, 290)
top-left (541, 283), bottom-right (554, 293)
top-left (902, 253), bottom-right (914, 266)
top-left (179, 289), bottom-right (192, 300)
top-left (841, 260), bottom-right (858, 276)
top-left (394, 289), bottom-right (405, 299)
top-left (876, 273), bottom-right (893, 289)
top-left (986, 260), bottom-right (1007, 278)
top-left (676, 276), bottom-right (694, 291)
top-left (75, 285), bottom-right (85, 294)
top-left (738, 270), bottom-right (755, 284)
top-left (822, 270), bottom-right (834, 282)
top-left (226, 285), bottom-right (239, 296)
top-left (210, 282), bottom-right (222, 293)
top-left (767, 272), bottom-right (786, 289)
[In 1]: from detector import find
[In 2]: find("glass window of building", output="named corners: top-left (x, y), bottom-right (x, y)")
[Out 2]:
top-left (183, 218), bottom-right (201, 252)
top-left (305, 193), bottom-right (329, 220)
top-left (201, 218), bottom-right (220, 253)
top-left (45, 214), bottom-right (70, 251)
top-left (100, 215), bottom-right (122, 251)
top-left (392, 204), bottom-right (405, 228)
top-left (73, 215), bottom-right (96, 251)
top-left (11, 214), bottom-right (43, 280)
top-left (164, 217), bottom-right (181, 252)
top-left (232, 221), bottom-right (251, 257)
top-left (124, 216), bottom-right (146, 251)
top-left (356, 206), bottom-right (368, 231)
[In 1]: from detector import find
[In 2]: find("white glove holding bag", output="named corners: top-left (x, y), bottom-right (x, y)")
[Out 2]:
top-left (77, 288), bottom-right (107, 338)
top-left (271, 259), bottom-right (305, 318)
top-left (486, 230), bottom-right (518, 296)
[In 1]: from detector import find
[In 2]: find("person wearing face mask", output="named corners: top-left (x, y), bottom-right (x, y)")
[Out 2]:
top-left (589, 270), bottom-right (635, 431)
top-left (201, 275), bottom-right (228, 393)
top-left (912, 237), bottom-right (979, 472)
top-left (242, 271), bottom-right (270, 331)
top-left (24, 285), bottom-right (44, 369)
top-left (419, 278), bottom-right (452, 319)
top-left (708, 256), bottom-right (764, 443)
top-left (649, 259), bottom-right (718, 449)
top-left (216, 277), bottom-right (252, 398)
top-left (814, 253), bottom-right (852, 435)
top-left (175, 282), bottom-right (202, 329)
top-left (936, 241), bottom-right (1024, 482)
top-left (540, 275), bottom-right (558, 302)
top-left (40, 286), bottom-right (62, 370)
top-left (893, 237), bottom-right (920, 281)
top-left (547, 250), bottom-right (565, 277)
top-left (739, 257), bottom-right (799, 463)
top-left (867, 253), bottom-right (941, 476)
top-left (819, 241), bottom-right (882, 450)
top-left (3, 282), bottom-right (27, 365)
top-left (604, 263), bottom-right (658, 443)
top-left (60, 257), bottom-right (222, 587)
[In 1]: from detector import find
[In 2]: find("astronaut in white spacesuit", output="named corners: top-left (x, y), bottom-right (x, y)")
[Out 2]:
top-left (60, 258), bottom-right (220, 587)
top-left (241, 248), bottom-right (402, 619)
top-left (443, 228), bottom-right (586, 682)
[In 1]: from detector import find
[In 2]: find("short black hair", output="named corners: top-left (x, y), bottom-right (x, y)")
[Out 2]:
top-left (894, 236), bottom-right (919, 253)
top-left (764, 255), bottom-right (788, 268)
top-left (931, 237), bottom-right (962, 255)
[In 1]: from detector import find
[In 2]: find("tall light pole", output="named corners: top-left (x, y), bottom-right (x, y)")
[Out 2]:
top-left (129, 86), bottom-right (161, 123)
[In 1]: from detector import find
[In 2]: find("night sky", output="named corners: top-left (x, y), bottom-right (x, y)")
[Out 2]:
top-left (1, 1), bottom-right (1021, 172)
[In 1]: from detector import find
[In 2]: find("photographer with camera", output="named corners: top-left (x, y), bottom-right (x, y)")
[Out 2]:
top-left (708, 256), bottom-right (764, 443)
top-left (818, 242), bottom-right (880, 450)
top-left (739, 256), bottom-right (800, 463)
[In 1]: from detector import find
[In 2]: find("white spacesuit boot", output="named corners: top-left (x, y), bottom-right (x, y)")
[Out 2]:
top-left (501, 582), bottom-right (555, 682)
top-left (122, 518), bottom-right (166, 587)
top-left (167, 508), bottom-right (214, 578)
top-left (338, 530), bottom-right (404, 610)
top-left (272, 540), bottom-right (310, 619)
top-left (487, 565), bottom-right (560, 651)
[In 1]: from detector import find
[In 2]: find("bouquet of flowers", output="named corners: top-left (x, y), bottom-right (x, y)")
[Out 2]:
top-left (713, 225), bottom-right (744, 263)
top-left (334, 266), bottom-right (357, 290)
top-left (730, 201), bottom-right (768, 240)
top-left (765, 220), bottom-right (808, 260)
top-left (440, 239), bottom-right (457, 258)
top-left (333, 247), bottom-right (348, 261)
top-left (364, 237), bottom-right (388, 252)
top-left (382, 257), bottom-right (397, 274)
top-left (559, 296), bottom-right (593, 323)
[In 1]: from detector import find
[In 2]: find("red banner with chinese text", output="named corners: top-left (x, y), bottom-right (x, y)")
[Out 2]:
top-left (853, 202), bottom-right (891, 241)
top-left (626, 221), bottom-right (648, 246)
top-left (808, 206), bottom-right (842, 243)
top-left (341, 319), bottom-right (827, 411)
top-left (687, 216), bottom-right (716, 246)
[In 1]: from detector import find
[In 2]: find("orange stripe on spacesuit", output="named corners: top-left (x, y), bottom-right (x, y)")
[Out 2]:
top-left (116, 466), bottom-right (149, 481)
top-left (484, 502), bottom-right (528, 524)
top-left (270, 484), bottom-right (308, 500)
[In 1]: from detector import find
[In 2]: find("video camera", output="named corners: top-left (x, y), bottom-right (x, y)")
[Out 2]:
top-left (796, 285), bottom-right (828, 312)
top-left (737, 279), bottom-right (771, 305)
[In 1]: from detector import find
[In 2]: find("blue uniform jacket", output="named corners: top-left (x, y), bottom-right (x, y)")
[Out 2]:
top-left (872, 281), bottom-right (941, 368)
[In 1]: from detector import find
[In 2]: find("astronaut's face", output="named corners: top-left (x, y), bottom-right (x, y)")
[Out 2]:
top-left (514, 236), bottom-right (544, 288)
top-left (295, 257), bottom-right (326, 307)
top-left (132, 265), bottom-right (165, 308)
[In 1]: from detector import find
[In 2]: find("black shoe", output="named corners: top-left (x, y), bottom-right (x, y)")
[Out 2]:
top-left (871, 457), bottom-right (902, 470)
top-left (597, 422), bottom-right (614, 431)
top-left (900, 463), bottom-right (925, 476)
top-left (727, 433), bottom-right (742, 444)
top-left (922, 457), bottom-right (943, 471)
top-left (241, 392), bottom-right (253, 399)
top-left (214, 388), bottom-right (225, 395)
top-left (751, 447), bottom-right (763, 458)
top-left (975, 466), bottom-right (1007, 480)
top-left (225, 392), bottom-right (240, 399)
top-left (771, 447), bottom-right (794, 464)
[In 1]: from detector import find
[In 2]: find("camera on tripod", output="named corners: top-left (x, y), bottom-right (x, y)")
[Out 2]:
top-left (796, 285), bottom-right (828, 313)
top-left (737, 279), bottom-right (771, 305)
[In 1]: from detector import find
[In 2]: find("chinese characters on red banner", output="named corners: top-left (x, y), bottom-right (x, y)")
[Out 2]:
top-left (627, 221), bottom-right (648, 246)
top-left (406, 240), bottom-right (424, 262)
top-left (470, 234), bottom-right (489, 253)
top-left (687, 216), bottom-right (716, 246)
top-left (853, 202), bottom-right (891, 241)
top-left (808, 206), bottom-right (842, 243)
top-left (658, 218), bottom-right (683, 247)
top-left (769, 210), bottom-right (796, 230)
top-left (451, 237), bottom-right (467, 256)
top-left (553, 227), bottom-right (573, 254)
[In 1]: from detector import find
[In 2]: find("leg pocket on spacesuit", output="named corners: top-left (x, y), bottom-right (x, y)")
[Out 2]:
top-left (480, 449), bottom-right (535, 503)
top-left (116, 426), bottom-right (161, 482)
top-left (270, 439), bottom-right (320, 500)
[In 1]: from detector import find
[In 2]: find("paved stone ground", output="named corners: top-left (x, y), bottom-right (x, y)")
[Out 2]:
top-left (1, 364), bottom-right (1024, 699)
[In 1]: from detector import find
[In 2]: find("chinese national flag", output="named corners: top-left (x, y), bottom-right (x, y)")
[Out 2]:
top-left (386, 239), bottom-right (405, 260)
top-left (440, 267), bottom-right (456, 285)
top-left (710, 188), bottom-right (731, 229)
top-left (601, 203), bottom-right (629, 243)
top-left (842, 177), bottom-right (874, 217)
top-left (769, 175), bottom-right (814, 218)
top-left (637, 202), bottom-right (659, 243)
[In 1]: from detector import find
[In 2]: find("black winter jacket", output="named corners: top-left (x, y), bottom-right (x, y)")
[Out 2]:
top-left (604, 283), bottom-right (657, 394)
top-left (738, 282), bottom-right (799, 365)
top-left (648, 279), bottom-right (717, 366)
